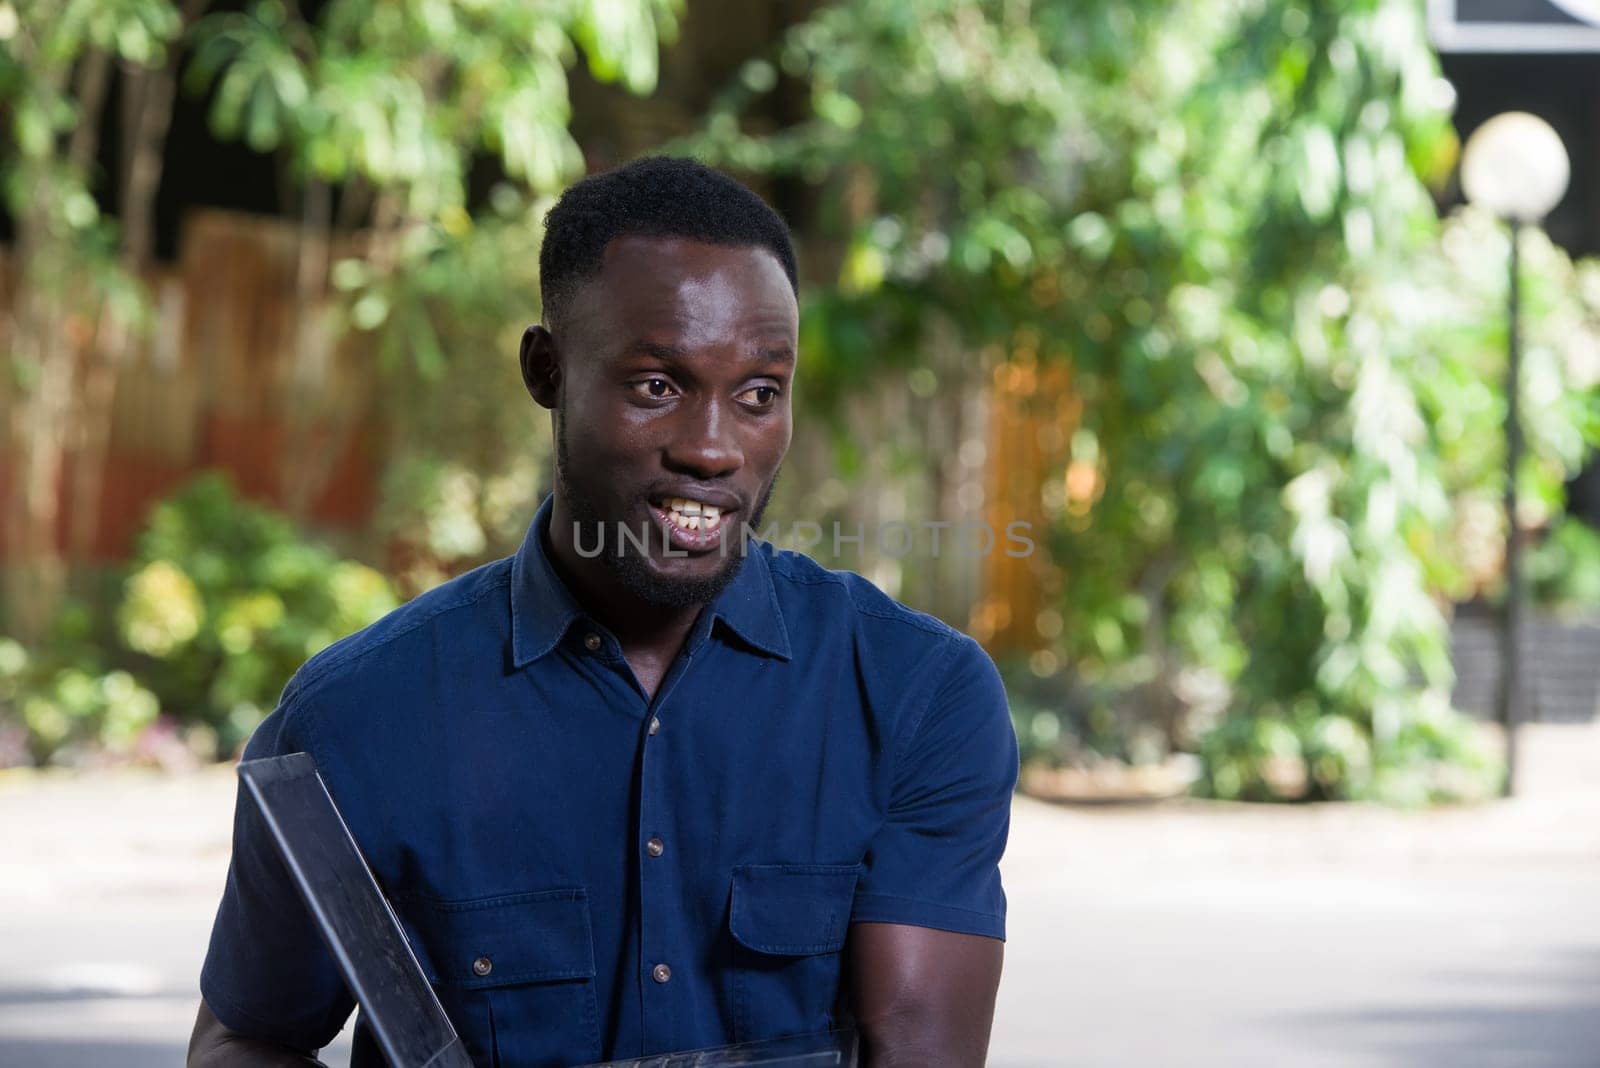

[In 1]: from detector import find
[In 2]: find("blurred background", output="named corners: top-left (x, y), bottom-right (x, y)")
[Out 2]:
top-left (2, 0), bottom-right (1600, 1064)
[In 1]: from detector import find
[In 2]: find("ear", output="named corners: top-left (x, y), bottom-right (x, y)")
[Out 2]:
top-left (520, 324), bottom-right (561, 410)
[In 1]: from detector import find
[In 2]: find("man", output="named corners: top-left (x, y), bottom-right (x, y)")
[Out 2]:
top-left (189, 157), bottom-right (1017, 1068)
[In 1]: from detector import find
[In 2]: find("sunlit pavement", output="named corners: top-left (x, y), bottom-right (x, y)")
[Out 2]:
top-left (1, 722), bottom-right (1597, 1068)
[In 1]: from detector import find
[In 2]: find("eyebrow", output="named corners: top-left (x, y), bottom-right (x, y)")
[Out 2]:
top-left (626, 340), bottom-right (688, 362)
top-left (622, 341), bottom-right (796, 367)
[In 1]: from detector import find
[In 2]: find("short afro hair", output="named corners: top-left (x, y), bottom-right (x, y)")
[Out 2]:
top-left (538, 156), bottom-right (798, 330)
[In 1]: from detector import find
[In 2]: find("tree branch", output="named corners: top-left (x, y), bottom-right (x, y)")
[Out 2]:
top-left (67, 49), bottom-right (114, 173)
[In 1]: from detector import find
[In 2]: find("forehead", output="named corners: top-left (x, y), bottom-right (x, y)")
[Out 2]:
top-left (565, 235), bottom-right (798, 350)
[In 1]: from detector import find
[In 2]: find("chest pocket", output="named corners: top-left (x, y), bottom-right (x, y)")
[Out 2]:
top-left (728, 863), bottom-right (863, 1044)
top-left (396, 888), bottom-right (599, 1068)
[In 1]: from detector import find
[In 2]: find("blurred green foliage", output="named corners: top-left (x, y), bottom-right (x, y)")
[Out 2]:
top-left (1531, 518), bottom-right (1600, 611)
top-left (6, 1), bottom-right (1600, 804)
top-left (1, 475), bottom-right (398, 765)
top-left (0, 637), bottom-right (162, 766)
top-left (184, 0), bottom-right (679, 205)
top-left (115, 473), bottom-right (398, 754)
top-left (355, 186), bottom-right (555, 595)
top-left (180, 0), bottom-right (679, 358)
top-left (0, 0), bottom-right (179, 275)
top-left (695, 0), bottom-right (1600, 802)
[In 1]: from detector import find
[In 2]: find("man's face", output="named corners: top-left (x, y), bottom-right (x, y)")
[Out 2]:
top-left (545, 235), bottom-right (797, 607)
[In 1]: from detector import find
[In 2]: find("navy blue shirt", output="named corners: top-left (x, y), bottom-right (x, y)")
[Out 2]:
top-left (201, 495), bottom-right (1018, 1066)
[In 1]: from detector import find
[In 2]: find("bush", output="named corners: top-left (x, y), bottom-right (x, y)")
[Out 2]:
top-left (1531, 518), bottom-right (1600, 611)
top-left (1194, 693), bottom-right (1499, 806)
top-left (0, 637), bottom-right (162, 766)
top-left (1001, 656), bottom-right (1177, 771)
top-left (0, 475), bottom-right (400, 767)
top-left (114, 473), bottom-right (399, 755)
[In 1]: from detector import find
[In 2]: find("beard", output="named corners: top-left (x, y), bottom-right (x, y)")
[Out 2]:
top-left (553, 417), bottom-right (779, 609)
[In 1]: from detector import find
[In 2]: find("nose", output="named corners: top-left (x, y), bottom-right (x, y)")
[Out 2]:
top-left (664, 395), bottom-right (743, 478)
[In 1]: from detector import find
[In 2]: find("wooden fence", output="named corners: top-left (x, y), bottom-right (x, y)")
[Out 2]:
top-left (1, 209), bottom-right (382, 563)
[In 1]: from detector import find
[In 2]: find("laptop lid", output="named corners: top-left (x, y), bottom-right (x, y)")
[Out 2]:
top-left (237, 752), bottom-right (475, 1068)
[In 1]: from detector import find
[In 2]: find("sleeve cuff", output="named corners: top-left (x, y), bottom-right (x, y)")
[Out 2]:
top-left (850, 891), bottom-right (1006, 941)
top-left (200, 969), bottom-right (347, 1052)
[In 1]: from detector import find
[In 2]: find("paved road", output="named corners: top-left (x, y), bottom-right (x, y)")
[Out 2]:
top-left (2, 722), bottom-right (1597, 1067)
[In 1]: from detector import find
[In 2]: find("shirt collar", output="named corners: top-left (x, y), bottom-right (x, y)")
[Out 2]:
top-left (511, 494), bottom-right (792, 667)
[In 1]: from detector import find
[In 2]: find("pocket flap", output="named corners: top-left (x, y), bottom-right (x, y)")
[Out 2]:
top-left (396, 888), bottom-right (596, 989)
top-left (729, 864), bottom-right (863, 956)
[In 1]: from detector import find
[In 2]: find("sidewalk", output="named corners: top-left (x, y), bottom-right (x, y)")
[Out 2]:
top-left (1, 722), bottom-right (1597, 1067)
top-left (994, 720), bottom-right (1600, 1067)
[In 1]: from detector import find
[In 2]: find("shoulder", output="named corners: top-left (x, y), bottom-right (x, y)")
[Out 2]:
top-left (761, 545), bottom-right (959, 644)
top-left (759, 546), bottom-right (1002, 715)
top-left (280, 556), bottom-right (513, 711)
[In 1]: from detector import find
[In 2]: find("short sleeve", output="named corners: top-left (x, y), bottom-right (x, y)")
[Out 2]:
top-left (199, 692), bottom-right (355, 1050)
top-left (852, 633), bottom-right (1019, 940)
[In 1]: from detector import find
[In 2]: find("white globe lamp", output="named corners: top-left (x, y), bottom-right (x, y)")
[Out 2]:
top-left (1460, 111), bottom-right (1570, 224)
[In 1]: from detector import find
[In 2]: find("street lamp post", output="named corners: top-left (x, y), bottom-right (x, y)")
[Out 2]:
top-left (1459, 111), bottom-right (1571, 797)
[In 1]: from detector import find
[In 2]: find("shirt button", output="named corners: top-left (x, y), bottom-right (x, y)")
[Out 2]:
top-left (472, 956), bottom-right (492, 977)
top-left (648, 716), bottom-right (661, 736)
top-left (652, 963), bottom-right (672, 984)
top-left (646, 837), bottom-right (665, 858)
top-left (583, 633), bottom-right (602, 652)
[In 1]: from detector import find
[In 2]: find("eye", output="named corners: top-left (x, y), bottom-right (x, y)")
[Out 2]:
top-left (739, 384), bottom-right (782, 409)
top-left (630, 376), bottom-right (677, 401)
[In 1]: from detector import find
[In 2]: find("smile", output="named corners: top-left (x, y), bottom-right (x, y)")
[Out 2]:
top-left (647, 495), bottom-right (738, 554)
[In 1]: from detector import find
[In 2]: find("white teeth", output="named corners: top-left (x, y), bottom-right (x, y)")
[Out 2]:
top-left (659, 500), bottom-right (726, 535)
top-left (659, 497), bottom-right (727, 536)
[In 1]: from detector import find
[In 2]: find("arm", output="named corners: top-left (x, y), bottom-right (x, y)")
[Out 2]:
top-left (196, 696), bottom-right (357, 1057)
top-left (849, 923), bottom-right (1003, 1068)
top-left (187, 1000), bottom-right (327, 1067)
top-left (847, 634), bottom-right (1017, 1066)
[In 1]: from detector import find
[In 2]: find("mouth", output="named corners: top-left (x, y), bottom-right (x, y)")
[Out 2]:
top-left (647, 494), bottom-right (738, 554)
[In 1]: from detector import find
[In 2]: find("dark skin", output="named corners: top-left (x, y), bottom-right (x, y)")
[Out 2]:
top-left (188, 236), bottom-right (1002, 1067)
